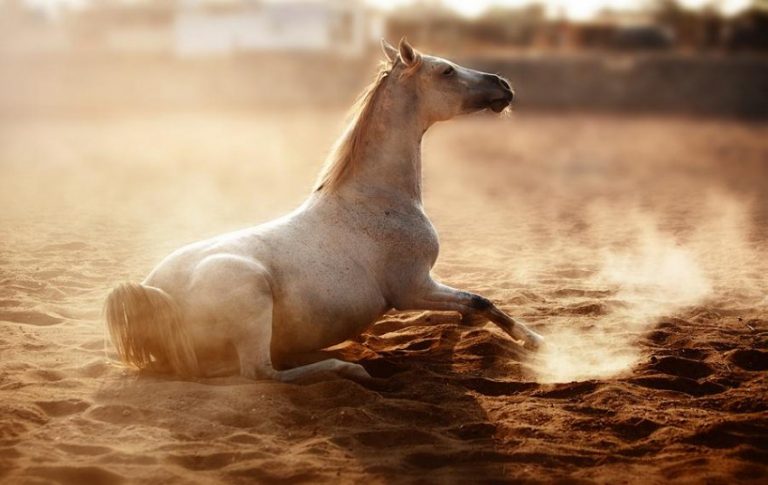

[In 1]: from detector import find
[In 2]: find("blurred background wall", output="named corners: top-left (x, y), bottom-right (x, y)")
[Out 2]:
top-left (0, 0), bottom-right (766, 117)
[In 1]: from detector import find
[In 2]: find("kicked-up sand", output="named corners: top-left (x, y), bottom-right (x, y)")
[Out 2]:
top-left (0, 110), bottom-right (766, 483)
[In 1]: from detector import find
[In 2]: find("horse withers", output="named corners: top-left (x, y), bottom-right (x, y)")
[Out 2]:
top-left (104, 38), bottom-right (544, 381)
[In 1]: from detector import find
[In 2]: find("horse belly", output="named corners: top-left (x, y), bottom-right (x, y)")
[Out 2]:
top-left (271, 270), bottom-right (387, 355)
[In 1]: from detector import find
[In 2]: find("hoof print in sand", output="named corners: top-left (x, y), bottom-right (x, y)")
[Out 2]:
top-left (610, 417), bottom-right (663, 442)
top-left (533, 380), bottom-right (599, 399)
top-left (629, 375), bottom-right (726, 397)
top-left (649, 356), bottom-right (714, 380)
top-left (26, 466), bottom-right (124, 485)
top-left (35, 399), bottom-right (91, 417)
top-left (728, 349), bottom-right (768, 371)
top-left (683, 419), bottom-right (768, 452)
top-left (460, 377), bottom-right (537, 396)
top-left (0, 310), bottom-right (62, 326)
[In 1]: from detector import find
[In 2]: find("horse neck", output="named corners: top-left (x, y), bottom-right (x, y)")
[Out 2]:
top-left (341, 81), bottom-right (424, 203)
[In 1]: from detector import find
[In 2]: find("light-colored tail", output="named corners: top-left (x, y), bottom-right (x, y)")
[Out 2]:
top-left (104, 283), bottom-right (199, 376)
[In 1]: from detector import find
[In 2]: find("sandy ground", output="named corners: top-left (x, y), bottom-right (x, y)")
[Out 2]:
top-left (0, 110), bottom-right (767, 483)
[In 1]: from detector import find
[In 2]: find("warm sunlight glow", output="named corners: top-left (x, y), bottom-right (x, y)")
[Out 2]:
top-left (2, 0), bottom-right (766, 482)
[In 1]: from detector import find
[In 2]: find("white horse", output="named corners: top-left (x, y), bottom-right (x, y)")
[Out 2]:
top-left (105, 38), bottom-right (544, 381)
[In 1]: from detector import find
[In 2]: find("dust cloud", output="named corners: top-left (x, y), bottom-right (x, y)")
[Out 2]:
top-left (532, 193), bottom-right (756, 383)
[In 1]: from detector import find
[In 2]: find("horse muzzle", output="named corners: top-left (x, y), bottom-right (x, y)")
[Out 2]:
top-left (488, 74), bottom-right (515, 112)
top-left (467, 73), bottom-right (515, 113)
top-left (488, 91), bottom-right (514, 113)
top-left (464, 91), bottom-right (514, 114)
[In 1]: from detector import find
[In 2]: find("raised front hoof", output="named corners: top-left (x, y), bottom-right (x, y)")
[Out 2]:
top-left (523, 332), bottom-right (545, 351)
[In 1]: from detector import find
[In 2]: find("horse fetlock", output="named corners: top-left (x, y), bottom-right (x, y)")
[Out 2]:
top-left (523, 330), bottom-right (545, 350)
top-left (512, 323), bottom-right (544, 350)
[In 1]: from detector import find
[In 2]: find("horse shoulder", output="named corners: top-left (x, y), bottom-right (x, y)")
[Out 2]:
top-left (383, 204), bottom-right (440, 264)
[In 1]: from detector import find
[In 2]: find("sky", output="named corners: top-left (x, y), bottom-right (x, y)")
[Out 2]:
top-left (21, 0), bottom-right (755, 21)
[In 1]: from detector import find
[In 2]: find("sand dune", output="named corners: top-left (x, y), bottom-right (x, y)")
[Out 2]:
top-left (1, 111), bottom-right (766, 483)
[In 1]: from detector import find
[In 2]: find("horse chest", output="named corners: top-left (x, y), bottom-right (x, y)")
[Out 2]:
top-left (373, 208), bottom-right (440, 268)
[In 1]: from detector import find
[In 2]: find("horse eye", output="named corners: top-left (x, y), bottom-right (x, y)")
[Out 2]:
top-left (442, 66), bottom-right (454, 77)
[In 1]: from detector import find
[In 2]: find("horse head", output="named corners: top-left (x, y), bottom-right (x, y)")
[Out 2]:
top-left (381, 38), bottom-right (515, 124)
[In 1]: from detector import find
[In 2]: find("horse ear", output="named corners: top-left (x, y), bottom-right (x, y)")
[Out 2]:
top-left (381, 39), bottom-right (397, 63)
top-left (398, 36), bottom-right (419, 66)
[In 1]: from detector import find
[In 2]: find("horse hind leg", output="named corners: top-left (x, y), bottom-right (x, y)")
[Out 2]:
top-left (237, 313), bottom-right (370, 381)
top-left (232, 290), bottom-right (275, 380)
top-left (191, 256), bottom-right (370, 381)
top-left (186, 255), bottom-right (276, 379)
top-left (230, 282), bottom-right (369, 381)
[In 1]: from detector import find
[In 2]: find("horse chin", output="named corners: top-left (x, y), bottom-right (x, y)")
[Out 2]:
top-left (462, 98), bottom-right (511, 115)
top-left (489, 99), bottom-right (510, 113)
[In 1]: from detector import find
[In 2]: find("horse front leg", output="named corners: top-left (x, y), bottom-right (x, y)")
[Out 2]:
top-left (399, 280), bottom-right (544, 349)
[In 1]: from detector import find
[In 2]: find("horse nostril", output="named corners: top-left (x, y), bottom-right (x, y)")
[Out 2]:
top-left (496, 75), bottom-right (511, 91)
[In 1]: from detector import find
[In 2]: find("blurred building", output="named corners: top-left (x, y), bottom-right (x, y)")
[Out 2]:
top-left (176, 0), bottom-right (383, 57)
top-left (2, 0), bottom-right (383, 58)
top-left (2, 0), bottom-right (766, 57)
top-left (567, 9), bottom-right (674, 51)
top-left (69, 1), bottom-right (175, 54)
top-left (0, 0), bottom-right (73, 55)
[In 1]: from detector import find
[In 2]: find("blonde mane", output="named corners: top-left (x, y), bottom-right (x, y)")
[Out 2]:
top-left (314, 54), bottom-right (423, 193)
top-left (313, 63), bottom-right (392, 192)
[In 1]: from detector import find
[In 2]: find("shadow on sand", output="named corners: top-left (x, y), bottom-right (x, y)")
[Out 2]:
top-left (87, 311), bottom-right (538, 483)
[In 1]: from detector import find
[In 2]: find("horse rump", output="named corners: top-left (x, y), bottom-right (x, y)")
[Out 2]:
top-left (104, 282), bottom-right (199, 376)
